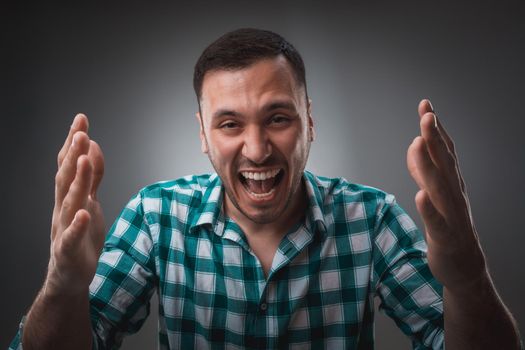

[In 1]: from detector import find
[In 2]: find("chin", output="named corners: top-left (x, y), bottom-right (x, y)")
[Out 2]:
top-left (242, 208), bottom-right (283, 225)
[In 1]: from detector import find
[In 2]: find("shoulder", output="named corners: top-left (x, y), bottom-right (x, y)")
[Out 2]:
top-left (305, 170), bottom-right (395, 209)
top-left (133, 173), bottom-right (220, 213)
top-left (304, 171), bottom-right (409, 234)
top-left (139, 173), bottom-right (217, 197)
top-left (306, 171), bottom-right (422, 252)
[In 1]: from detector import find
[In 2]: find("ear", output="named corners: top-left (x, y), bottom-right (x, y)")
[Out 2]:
top-left (307, 99), bottom-right (316, 142)
top-left (195, 112), bottom-right (209, 154)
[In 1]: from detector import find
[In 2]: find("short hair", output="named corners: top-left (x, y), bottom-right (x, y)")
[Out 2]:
top-left (193, 28), bottom-right (308, 103)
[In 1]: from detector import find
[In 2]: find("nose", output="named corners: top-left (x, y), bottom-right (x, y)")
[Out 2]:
top-left (242, 125), bottom-right (272, 164)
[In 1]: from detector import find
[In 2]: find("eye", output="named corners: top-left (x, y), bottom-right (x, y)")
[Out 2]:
top-left (220, 121), bottom-right (239, 129)
top-left (269, 115), bottom-right (290, 125)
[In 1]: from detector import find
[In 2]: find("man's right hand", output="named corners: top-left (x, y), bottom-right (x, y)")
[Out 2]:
top-left (45, 114), bottom-right (106, 297)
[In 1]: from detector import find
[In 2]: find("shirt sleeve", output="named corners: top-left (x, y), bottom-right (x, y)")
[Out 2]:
top-left (89, 191), bottom-right (157, 349)
top-left (7, 316), bottom-right (24, 350)
top-left (371, 194), bottom-right (444, 350)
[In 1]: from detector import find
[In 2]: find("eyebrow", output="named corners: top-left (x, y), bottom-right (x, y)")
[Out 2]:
top-left (212, 100), bottom-right (298, 120)
top-left (212, 109), bottom-right (240, 120)
top-left (264, 101), bottom-right (297, 113)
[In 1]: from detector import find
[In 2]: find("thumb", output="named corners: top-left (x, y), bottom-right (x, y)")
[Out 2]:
top-left (88, 140), bottom-right (105, 200)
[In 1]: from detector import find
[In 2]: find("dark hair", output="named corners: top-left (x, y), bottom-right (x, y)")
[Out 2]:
top-left (193, 28), bottom-right (307, 103)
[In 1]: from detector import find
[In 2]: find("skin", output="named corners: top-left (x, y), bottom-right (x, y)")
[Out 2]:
top-left (22, 115), bottom-right (105, 349)
top-left (197, 56), bottom-right (314, 275)
top-left (20, 58), bottom-right (520, 349)
top-left (408, 100), bottom-right (520, 348)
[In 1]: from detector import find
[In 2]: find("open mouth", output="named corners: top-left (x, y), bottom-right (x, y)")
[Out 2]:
top-left (238, 169), bottom-right (284, 198)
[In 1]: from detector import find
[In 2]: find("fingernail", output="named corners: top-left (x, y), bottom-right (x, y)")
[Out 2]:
top-left (72, 114), bottom-right (83, 128)
top-left (427, 99), bottom-right (434, 112)
top-left (433, 114), bottom-right (438, 129)
top-left (71, 116), bottom-right (78, 128)
top-left (72, 132), bottom-right (78, 147)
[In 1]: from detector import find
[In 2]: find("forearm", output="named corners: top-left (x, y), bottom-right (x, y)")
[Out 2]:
top-left (444, 274), bottom-right (521, 349)
top-left (22, 284), bottom-right (93, 350)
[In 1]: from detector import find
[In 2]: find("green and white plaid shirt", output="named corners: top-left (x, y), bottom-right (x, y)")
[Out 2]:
top-left (10, 171), bottom-right (444, 349)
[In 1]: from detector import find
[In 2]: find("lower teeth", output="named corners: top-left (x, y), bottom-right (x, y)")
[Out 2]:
top-left (248, 188), bottom-right (275, 198)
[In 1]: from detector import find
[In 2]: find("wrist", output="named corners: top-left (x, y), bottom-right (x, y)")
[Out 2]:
top-left (44, 269), bottom-right (90, 300)
top-left (445, 270), bottom-right (492, 298)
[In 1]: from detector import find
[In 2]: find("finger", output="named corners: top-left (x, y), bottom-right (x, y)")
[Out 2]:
top-left (417, 100), bottom-right (456, 159)
top-left (420, 113), bottom-right (463, 195)
top-left (434, 117), bottom-right (467, 193)
top-left (410, 136), bottom-right (455, 217)
top-left (60, 155), bottom-right (93, 229)
top-left (417, 100), bottom-right (465, 193)
top-left (57, 114), bottom-right (89, 168)
top-left (55, 131), bottom-right (90, 207)
top-left (420, 112), bottom-right (453, 167)
top-left (85, 201), bottom-right (106, 253)
top-left (414, 190), bottom-right (450, 241)
top-left (407, 137), bottom-right (425, 190)
top-left (418, 99), bottom-right (434, 117)
top-left (87, 140), bottom-right (105, 199)
top-left (59, 209), bottom-right (91, 256)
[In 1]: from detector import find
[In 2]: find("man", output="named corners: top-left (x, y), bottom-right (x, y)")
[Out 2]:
top-left (10, 28), bottom-right (521, 349)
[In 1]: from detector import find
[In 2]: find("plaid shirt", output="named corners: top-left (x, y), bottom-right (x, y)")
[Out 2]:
top-left (10, 171), bottom-right (444, 349)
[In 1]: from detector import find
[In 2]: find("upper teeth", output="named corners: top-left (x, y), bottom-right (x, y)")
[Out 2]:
top-left (241, 169), bottom-right (280, 181)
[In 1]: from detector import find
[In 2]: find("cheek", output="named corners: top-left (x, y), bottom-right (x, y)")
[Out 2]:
top-left (208, 136), bottom-right (240, 167)
top-left (279, 131), bottom-right (308, 160)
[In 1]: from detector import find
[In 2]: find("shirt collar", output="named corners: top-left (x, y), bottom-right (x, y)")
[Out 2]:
top-left (188, 173), bottom-right (223, 234)
top-left (189, 171), bottom-right (328, 236)
top-left (303, 170), bottom-right (328, 235)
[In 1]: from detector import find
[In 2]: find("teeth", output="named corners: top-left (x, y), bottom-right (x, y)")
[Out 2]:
top-left (249, 188), bottom-right (276, 198)
top-left (241, 169), bottom-right (280, 181)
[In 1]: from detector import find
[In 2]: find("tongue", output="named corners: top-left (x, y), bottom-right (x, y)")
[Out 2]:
top-left (245, 177), bottom-right (277, 194)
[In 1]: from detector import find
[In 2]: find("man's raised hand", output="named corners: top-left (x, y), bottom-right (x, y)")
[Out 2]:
top-left (407, 100), bottom-right (487, 294)
top-left (46, 114), bottom-right (106, 297)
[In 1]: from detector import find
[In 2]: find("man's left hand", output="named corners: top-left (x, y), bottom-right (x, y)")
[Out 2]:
top-left (407, 99), bottom-right (488, 294)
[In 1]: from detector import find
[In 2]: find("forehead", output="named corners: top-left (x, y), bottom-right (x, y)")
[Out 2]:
top-left (200, 56), bottom-right (305, 113)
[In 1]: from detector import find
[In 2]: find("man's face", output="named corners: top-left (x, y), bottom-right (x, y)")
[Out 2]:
top-left (197, 56), bottom-right (314, 225)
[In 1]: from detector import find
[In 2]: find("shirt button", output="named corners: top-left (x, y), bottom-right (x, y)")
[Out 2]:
top-left (260, 303), bottom-right (267, 311)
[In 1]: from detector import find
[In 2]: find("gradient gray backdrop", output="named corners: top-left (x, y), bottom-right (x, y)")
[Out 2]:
top-left (2, 1), bottom-right (524, 348)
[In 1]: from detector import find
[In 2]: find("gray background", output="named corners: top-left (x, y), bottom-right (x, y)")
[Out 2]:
top-left (2, 1), bottom-right (524, 348)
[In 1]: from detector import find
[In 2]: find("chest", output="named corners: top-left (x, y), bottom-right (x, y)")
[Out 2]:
top-left (155, 230), bottom-right (373, 341)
